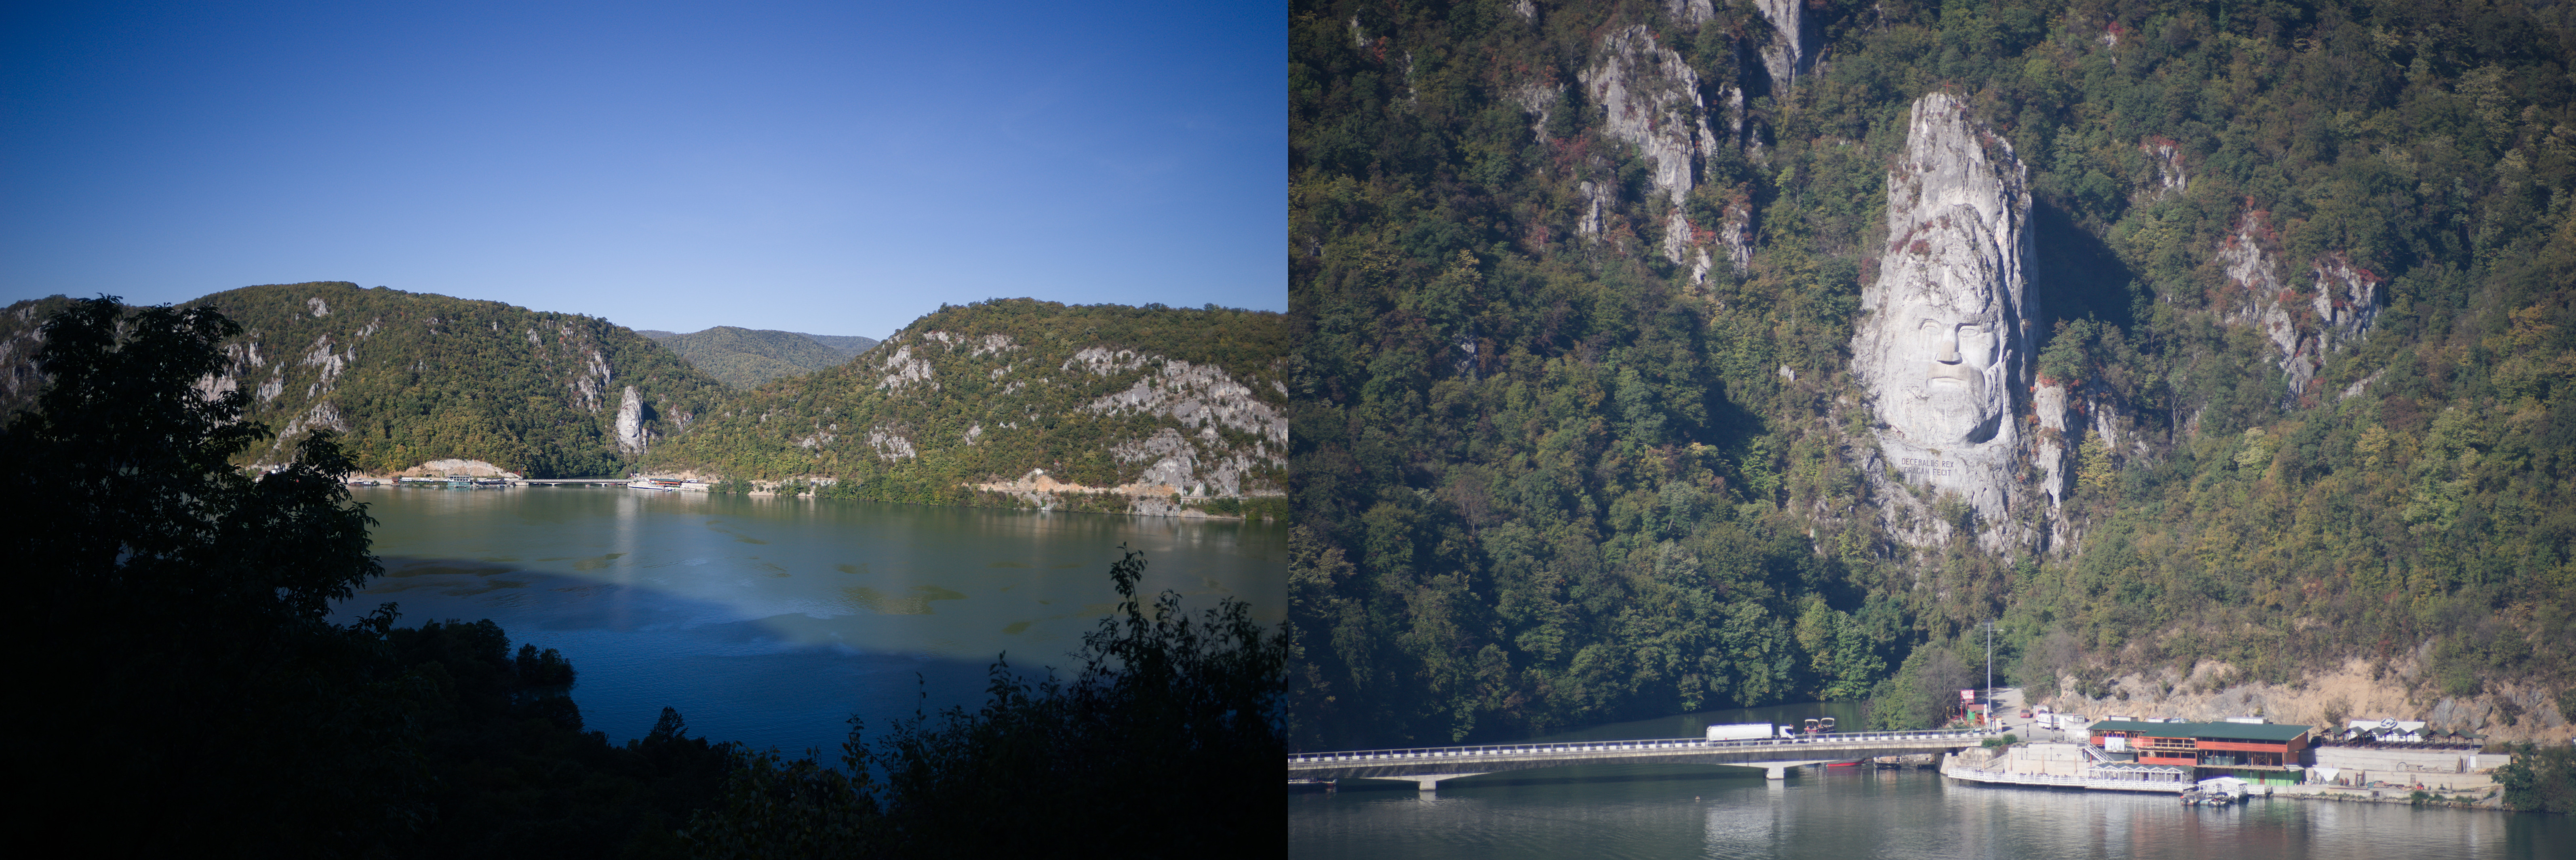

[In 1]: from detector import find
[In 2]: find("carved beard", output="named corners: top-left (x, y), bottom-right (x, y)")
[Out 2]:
top-left (1917, 363), bottom-right (2003, 444)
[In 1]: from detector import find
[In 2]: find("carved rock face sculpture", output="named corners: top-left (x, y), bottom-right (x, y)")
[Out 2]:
top-left (1853, 92), bottom-right (2031, 533)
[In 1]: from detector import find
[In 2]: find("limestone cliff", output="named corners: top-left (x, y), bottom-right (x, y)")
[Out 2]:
top-left (1754, 0), bottom-right (1804, 91)
top-left (2215, 212), bottom-right (2384, 398)
top-left (1578, 25), bottom-right (1723, 278)
top-left (1851, 93), bottom-right (2043, 550)
top-left (614, 385), bottom-right (648, 456)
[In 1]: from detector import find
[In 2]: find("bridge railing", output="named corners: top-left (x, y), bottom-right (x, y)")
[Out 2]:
top-left (1288, 729), bottom-right (1999, 766)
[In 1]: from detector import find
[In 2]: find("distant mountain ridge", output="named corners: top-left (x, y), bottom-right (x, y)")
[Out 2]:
top-left (636, 327), bottom-right (881, 390)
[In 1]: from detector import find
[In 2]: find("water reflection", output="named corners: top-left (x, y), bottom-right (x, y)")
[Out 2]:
top-left (336, 485), bottom-right (1283, 755)
top-left (1296, 701), bottom-right (2566, 858)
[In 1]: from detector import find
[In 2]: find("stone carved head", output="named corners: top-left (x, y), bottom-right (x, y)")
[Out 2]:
top-left (1859, 93), bottom-right (2027, 452)
top-left (1875, 226), bottom-right (2014, 445)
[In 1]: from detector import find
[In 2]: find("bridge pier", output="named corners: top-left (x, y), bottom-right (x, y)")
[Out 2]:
top-left (1412, 773), bottom-right (1489, 792)
top-left (1765, 765), bottom-right (1790, 780)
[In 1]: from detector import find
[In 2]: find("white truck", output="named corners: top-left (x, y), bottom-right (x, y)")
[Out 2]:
top-left (1705, 723), bottom-right (1780, 742)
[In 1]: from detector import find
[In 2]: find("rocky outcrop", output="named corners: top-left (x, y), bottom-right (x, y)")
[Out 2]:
top-left (1754, 0), bottom-right (1804, 91)
top-left (1580, 25), bottom-right (1723, 277)
top-left (2216, 213), bottom-right (2384, 397)
top-left (877, 344), bottom-right (937, 391)
top-left (1852, 93), bottom-right (2039, 550)
top-left (2137, 137), bottom-right (2187, 203)
top-left (865, 427), bottom-right (917, 461)
top-left (659, 305), bottom-right (1289, 514)
top-left (2043, 658), bottom-right (2574, 745)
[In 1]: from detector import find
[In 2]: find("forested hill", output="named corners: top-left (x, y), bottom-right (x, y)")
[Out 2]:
top-left (644, 299), bottom-right (1291, 514)
top-left (636, 326), bottom-right (882, 389)
top-left (1, 282), bottom-right (732, 477)
top-left (1290, 0), bottom-right (2576, 751)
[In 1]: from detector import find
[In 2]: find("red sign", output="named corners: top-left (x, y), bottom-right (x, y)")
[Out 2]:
top-left (1960, 689), bottom-right (1977, 702)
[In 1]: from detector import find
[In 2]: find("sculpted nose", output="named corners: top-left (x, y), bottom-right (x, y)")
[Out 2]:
top-left (1936, 325), bottom-right (1961, 363)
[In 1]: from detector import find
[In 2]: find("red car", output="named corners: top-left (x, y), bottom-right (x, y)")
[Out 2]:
top-left (2019, 709), bottom-right (2032, 719)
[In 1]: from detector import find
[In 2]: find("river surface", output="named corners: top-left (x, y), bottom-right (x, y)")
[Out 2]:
top-left (1290, 704), bottom-right (2569, 859)
top-left (335, 485), bottom-right (1284, 755)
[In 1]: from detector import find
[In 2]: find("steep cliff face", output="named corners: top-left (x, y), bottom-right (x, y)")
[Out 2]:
top-left (1754, 0), bottom-right (1804, 90)
top-left (1851, 93), bottom-right (2041, 550)
top-left (2215, 213), bottom-right (2385, 397)
top-left (1579, 25), bottom-right (1723, 277)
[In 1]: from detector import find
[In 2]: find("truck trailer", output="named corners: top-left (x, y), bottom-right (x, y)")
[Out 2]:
top-left (1704, 723), bottom-right (1780, 742)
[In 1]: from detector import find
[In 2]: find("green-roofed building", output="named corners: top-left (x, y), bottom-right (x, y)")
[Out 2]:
top-left (2087, 720), bottom-right (2314, 777)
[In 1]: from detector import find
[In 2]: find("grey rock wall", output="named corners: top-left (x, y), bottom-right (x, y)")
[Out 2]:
top-left (1852, 93), bottom-right (2044, 550)
top-left (2217, 214), bottom-right (2384, 398)
top-left (1579, 25), bottom-right (1723, 280)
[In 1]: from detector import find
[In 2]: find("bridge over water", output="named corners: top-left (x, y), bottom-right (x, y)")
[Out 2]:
top-left (1289, 729), bottom-right (2000, 790)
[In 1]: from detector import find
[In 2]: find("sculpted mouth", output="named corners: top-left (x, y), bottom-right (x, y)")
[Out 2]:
top-left (1926, 363), bottom-right (1983, 385)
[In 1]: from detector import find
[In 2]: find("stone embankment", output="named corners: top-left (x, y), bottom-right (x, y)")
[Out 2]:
top-left (2039, 657), bottom-right (2572, 746)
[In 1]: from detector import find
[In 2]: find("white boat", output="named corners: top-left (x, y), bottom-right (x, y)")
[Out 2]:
top-left (626, 479), bottom-right (672, 491)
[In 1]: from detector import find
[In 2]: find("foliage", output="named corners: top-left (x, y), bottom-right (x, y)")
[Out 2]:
top-left (0, 297), bottom-right (738, 855)
top-left (1290, 0), bottom-right (2576, 749)
top-left (2496, 741), bottom-right (2576, 814)
top-left (684, 548), bottom-right (1287, 859)
top-left (641, 326), bottom-right (877, 390)
top-left (391, 620), bottom-right (736, 858)
top-left (0, 282), bottom-right (735, 477)
top-left (647, 299), bottom-right (1291, 511)
top-left (3, 296), bottom-right (425, 854)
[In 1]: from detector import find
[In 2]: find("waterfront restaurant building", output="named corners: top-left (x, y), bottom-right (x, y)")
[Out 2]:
top-left (2087, 720), bottom-right (2313, 777)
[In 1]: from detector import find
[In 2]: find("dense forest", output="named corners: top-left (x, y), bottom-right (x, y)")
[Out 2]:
top-left (0, 297), bottom-right (1284, 856)
top-left (639, 326), bottom-right (880, 390)
top-left (647, 299), bottom-right (1292, 516)
top-left (0, 282), bottom-right (734, 478)
top-left (1287, 0), bottom-right (2576, 766)
top-left (1, 288), bottom-right (1293, 520)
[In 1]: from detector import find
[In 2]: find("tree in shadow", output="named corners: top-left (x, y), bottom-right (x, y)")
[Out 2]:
top-left (685, 547), bottom-right (1286, 860)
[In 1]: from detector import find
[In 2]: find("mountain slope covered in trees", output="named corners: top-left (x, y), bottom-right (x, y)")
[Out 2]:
top-left (645, 299), bottom-right (1291, 516)
top-left (1290, 0), bottom-right (2576, 751)
top-left (637, 326), bottom-right (880, 390)
top-left (0, 282), bottom-right (732, 478)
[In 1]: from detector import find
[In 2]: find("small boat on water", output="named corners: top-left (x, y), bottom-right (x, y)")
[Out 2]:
top-left (626, 478), bottom-right (680, 491)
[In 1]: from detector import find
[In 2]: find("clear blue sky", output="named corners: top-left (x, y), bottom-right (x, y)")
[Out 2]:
top-left (2, 1), bottom-right (1283, 338)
